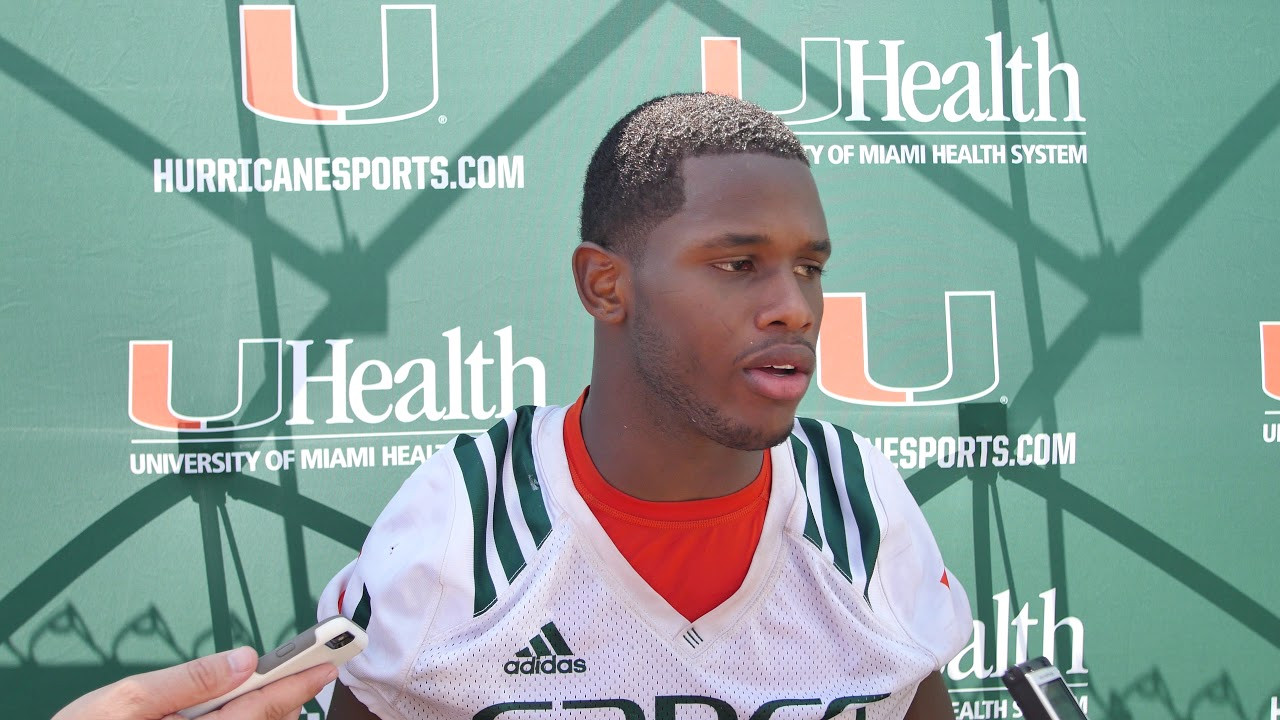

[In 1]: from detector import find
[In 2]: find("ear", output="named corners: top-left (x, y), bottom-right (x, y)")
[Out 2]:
top-left (572, 242), bottom-right (629, 324)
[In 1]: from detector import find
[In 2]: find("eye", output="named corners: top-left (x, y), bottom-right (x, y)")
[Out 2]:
top-left (712, 259), bottom-right (755, 272)
top-left (794, 264), bottom-right (825, 278)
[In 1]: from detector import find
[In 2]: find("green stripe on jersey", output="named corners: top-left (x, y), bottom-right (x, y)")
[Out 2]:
top-left (820, 693), bottom-right (889, 720)
top-left (749, 699), bottom-right (821, 720)
top-left (351, 585), bottom-right (372, 630)
top-left (485, 420), bottom-right (527, 583)
top-left (834, 426), bottom-right (880, 599)
top-left (455, 433), bottom-right (498, 615)
top-left (798, 418), bottom-right (852, 582)
top-left (511, 406), bottom-right (552, 546)
top-left (476, 703), bottom-right (553, 720)
top-left (529, 635), bottom-right (553, 657)
top-left (541, 622), bottom-right (573, 655)
top-left (788, 435), bottom-right (823, 550)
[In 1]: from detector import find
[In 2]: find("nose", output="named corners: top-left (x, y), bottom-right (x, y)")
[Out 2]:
top-left (755, 269), bottom-right (819, 333)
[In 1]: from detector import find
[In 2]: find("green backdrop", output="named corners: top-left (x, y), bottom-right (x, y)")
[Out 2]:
top-left (3, 1), bottom-right (1278, 718)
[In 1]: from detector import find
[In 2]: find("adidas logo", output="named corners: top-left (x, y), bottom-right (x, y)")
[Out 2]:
top-left (502, 622), bottom-right (587, 675)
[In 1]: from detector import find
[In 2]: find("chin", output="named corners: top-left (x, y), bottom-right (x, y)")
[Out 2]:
top-left (714, 415), bottom-right (797, 451)
top-left (759, 420), bottom-right (799, 449)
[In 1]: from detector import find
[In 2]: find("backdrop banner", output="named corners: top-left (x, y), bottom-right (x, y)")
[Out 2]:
top-left (3, 1), bottom-right (1278, 718)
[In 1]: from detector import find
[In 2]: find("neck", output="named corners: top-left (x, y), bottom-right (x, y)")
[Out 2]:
top-left (581, 350), bottom-right (764, 503)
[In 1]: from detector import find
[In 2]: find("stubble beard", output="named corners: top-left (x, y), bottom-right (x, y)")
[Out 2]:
top-left (630, 310), bottom-right (793, 452)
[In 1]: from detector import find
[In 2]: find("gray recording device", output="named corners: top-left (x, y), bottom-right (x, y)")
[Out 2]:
top-left (1002, 657), bottom-right (1087, 720)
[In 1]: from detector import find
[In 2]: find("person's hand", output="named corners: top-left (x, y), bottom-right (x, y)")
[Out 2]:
top-left (52, 646), bottom-right (338, 720)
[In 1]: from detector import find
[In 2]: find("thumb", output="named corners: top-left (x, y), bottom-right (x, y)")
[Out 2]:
top-left (132, 647), bottom-right (259, 714)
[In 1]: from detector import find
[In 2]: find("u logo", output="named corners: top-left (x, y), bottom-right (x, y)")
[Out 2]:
top-left (239, 4), bottom-right (439, 125)
top-left (1262, 323), bottom-right (1280, 401)
top-left (702, 36), bottom-right (843, 124)
top-left (129, 340), bottom-right (282, 432)
top-left (816, 292), bottom-right (1000, 407)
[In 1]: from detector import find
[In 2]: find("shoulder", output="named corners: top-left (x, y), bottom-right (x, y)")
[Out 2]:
top-left (364, 406), bottom-right (556, 554)
top-left (785, 417), bottom-right (893, 596)
top-left (320, 405), bottom-right (565, 629)
top-left (318, 406), bottom-right (568, 717)
top-left (787, 416), bottom-right (973, 666)
top-left (385, 405), bottom-right (563, 609)
top-left (449, 405), bottom-right (558, 555)
top-left (785, 417), bottom-right (952, 593)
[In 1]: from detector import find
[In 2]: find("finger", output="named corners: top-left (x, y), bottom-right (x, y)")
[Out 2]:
top-left (113, 647), bottom-right (260, 716)
top-left (210, 663), bottom-right (337, 720)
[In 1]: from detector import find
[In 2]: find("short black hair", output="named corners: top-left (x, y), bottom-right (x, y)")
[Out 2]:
top-left (579, 92), bottom-right (808, 257)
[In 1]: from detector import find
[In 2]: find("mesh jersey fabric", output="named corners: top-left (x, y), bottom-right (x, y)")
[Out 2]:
top-left (318, 404), bottom-right (973, 720)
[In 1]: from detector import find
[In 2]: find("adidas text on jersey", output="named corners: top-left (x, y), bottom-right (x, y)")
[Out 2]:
top-left (502, 657), bottom-right (588, 675)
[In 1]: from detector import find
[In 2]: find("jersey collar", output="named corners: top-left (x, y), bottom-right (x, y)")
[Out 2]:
top-left (530, 403), bottom-right (806, 658)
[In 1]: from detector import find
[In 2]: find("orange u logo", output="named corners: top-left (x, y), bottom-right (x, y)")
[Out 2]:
top-left (240, 4), bottom-right (439, 125)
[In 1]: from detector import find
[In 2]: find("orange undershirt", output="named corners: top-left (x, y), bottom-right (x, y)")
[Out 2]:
top-left (563, 392), bottom-right (771, 621)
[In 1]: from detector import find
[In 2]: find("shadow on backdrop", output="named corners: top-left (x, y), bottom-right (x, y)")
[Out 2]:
top-left (2, 0), bottom-right (1278, 716)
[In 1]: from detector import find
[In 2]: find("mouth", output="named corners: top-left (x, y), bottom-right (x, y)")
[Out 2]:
top-left (740, 345), bottom-right (815, 402)
top-left (743, 366), bottom-right (811, 401)
top-left (759, 364), bottom-right (799, 376)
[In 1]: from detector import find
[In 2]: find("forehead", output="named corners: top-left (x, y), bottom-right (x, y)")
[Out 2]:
top-left (647, 153), bottom-right (829, 253)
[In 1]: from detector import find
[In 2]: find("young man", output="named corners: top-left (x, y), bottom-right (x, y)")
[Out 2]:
top-left (321, 93), bottom-right (972, 720)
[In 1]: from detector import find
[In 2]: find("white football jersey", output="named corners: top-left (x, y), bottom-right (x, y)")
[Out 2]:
top-left (319, 404), bottom-right (972, 720)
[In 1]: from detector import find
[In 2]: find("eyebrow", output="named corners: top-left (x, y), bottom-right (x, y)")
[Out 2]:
top-left (701, 233), bottom-right (832, 254)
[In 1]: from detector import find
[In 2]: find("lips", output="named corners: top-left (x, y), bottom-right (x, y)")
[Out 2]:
top-left (739, 343), bottom-right (815, 402)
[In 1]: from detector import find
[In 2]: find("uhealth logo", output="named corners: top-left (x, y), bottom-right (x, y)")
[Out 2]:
top-left (239, 4), bottom-right (439, 125)
top-left (700, 33), bottom-right (1084, 126)
top-left (816, 292), bottom-right (999, 407)
top-left (128, 329), bottom-right (547, 433)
